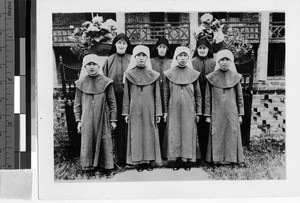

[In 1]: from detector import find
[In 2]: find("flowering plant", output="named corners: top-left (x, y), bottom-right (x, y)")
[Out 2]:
top-left (69, 15), bottom-right (118, 59)
top-left (194, 13), bottom-right (253, 62)
top-left (223, 28), bottom-right (253, 63)
top-left (194, 13), bottom-right (230, 44)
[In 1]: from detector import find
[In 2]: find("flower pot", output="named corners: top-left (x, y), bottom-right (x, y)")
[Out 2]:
top-left (90, 42), bottom-right (112, 57)
top-left (211, 41), bottom-right (224, 53)
top-left (234, 54), bottom-right (252, 65)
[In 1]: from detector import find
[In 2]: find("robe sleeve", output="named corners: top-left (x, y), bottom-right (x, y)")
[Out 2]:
top-left (155, 79), bottom-right (163, 116)
top-left (194, 79), bottom-right (202, 115)
top-left (236, 82), bottom-right (244, 116)
top-left (102, 59), bottom-right (109, 77)
top-left (122, 78), bottom-right (130, 116)
top-left (106, 83), bottom-right (117, 121)
top-left (204, 83), bottom-right (211, 117)
top-left (163, 77), bottom-right (170, 114)
top-left (73, 88), bottom-right (82, 122)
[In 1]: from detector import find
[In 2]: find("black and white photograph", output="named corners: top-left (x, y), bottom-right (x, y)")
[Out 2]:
top-left (37, 0), bottom-right (300, 200)
top-left (52, 10), bottom-right (286, 181)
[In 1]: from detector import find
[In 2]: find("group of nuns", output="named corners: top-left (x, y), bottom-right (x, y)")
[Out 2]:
top-left (74, 33), bottom-right (244, 177)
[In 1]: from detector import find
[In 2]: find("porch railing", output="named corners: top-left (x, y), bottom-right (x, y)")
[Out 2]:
top-left (225, 22), bottom-right (261, 43)
top-left (125, 22), bottom-right (190, 45)
top-left (53, 21), bottom-right (262, 46)
top-left (53, 28), bottom-right (74, 46)
top-left (269, 22), bottom-right (285, 42)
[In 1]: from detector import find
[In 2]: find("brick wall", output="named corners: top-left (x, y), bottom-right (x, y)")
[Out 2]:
top-left (251, 79), bottom-right (285, 140)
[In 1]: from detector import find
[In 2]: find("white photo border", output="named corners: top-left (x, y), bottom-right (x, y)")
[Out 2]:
top-left (37, 0), bottom-right (300, 199)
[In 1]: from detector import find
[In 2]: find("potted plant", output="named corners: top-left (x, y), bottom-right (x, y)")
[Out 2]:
top-left (194, 13), bottom-right (230, 53)
top-left (223, 27), bottom-right (254, 64)
top-left (68, 15), bottom-right (118, 59)
top-left (194, 13), bottom-right (254, 62)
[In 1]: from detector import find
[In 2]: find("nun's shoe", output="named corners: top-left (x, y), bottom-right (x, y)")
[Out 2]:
top-left (172, 159), bottom-right (182, 171)
top-left (183, 161), bottom-right (191, 171)
top-left (145, 164), bottom-right (153, 171)
top-left (137, 164), bottom-right (144, 172)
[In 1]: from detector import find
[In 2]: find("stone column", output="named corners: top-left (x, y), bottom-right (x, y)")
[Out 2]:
top-left (116, 12), bottom-right (126, 34)
top-left (53, 49), bottom-right (58, 87)
top-left (189, 12), bottom-right (198, 53)
top-left (256, 12), bottom-right (270, 81)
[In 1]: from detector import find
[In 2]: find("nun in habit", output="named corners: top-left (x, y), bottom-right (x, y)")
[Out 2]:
top-left (74, 54), bottom-right (117, 177)
top-left (122, 45), bottom-right (163, 172)
top-left (192, 37), bottom-right (216, 160)
top-left (102, 33), bottom-right (132, 166)
top-left (150, 37), bottom-right (173, 150)
top-left (205, 49), bottom-right (244, 164)
top-left (162, 46), bottom-right (202, 171)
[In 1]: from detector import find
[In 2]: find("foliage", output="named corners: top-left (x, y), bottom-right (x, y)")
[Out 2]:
top-left (54, 130), bottom-right (285, 180)
top-left (201, 134), bottom-right (285, 180)
top-left (194, 13), bottom-right (230, 44)
top-left (223, 28), bottom-right (254, 63)
top-left (69, 15), bottom-right (118, 59)
top-left (194, 13), bottom-right (254, 61)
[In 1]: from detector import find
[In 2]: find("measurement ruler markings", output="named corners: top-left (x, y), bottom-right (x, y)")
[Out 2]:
top-left (0, 0), bottom-right (15, 169)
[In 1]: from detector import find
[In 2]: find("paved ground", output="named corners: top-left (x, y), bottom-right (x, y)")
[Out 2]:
top-left (99, 167), bottom-right (210, 182)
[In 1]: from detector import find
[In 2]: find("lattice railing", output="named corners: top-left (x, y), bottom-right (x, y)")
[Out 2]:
top-left (52, 21), bottom-right (262, 46)
top-left (225, 22), bottom-right (261, 43)
top-left (53, 28), bottom-right (74, 46)
top-left (125, 22), bottom-right (190, 44)
top-left (269, 22), bottom-right (285, 41)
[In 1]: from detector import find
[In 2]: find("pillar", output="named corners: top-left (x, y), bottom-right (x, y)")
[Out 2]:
top-left (116, 12), bottom-right (125, 34)
top-left (189, 12), bottom-right (198, 53)
top-left (256, 12), bottom-right (270, 81)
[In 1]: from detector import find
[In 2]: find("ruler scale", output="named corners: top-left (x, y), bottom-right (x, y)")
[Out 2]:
top-left (0, 0), bottom-right (31, 169)
top-left (0, 0), bottom-right (15, 169)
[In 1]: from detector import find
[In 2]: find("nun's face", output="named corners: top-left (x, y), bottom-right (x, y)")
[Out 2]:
top-left (85, 62), bottom-right (100, 76)
top-left (157, 44), bottom-right (168, 57)
top-left (218, 57), bottom-right (231, 71)
top-left (176, 52), bottom-right (189, 67)
top-left (197, 45), bottom-right (209, 57)
top-left (135, 52), bottom-right (148, 67)
top-left (115, 39), bottom-right (128, 54)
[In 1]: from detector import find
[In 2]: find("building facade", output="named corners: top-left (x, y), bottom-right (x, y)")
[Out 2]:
top-left (52, 12), bottom-right (285, 140)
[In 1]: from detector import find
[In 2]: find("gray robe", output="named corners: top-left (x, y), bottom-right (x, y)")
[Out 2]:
top-left (122, 67), bottom-right (163, 165)
top-left (205, 69), bottom-right (244, 163)
top-left (162, 65), bottom-right (202, 162)
top-left (74, 74), bottom-right (117, 169)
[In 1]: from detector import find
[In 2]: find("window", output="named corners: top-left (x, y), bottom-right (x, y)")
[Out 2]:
top-left (267, 43), bottom-right (285, 77)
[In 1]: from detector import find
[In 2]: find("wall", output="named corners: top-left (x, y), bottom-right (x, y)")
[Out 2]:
top-left (251, 79), bottom-right (285, 139)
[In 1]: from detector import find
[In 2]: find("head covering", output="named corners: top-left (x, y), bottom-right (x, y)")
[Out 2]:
top-left (193, 37), bottom-right (213, 58)
top-left (126, 45), bottom-right (152, 70)
top-left (109, 33), bottom-right (131, 56)
top-left (170, 46), bottom-right (193, 69)
top-left (123, 45), bottom-right (152, 83)
top-left (79, 54), bottom-right (105, 78)
top-left (214, 49), bottom-right (237, 72)
top-left (151, 37), bottom-right (173, 59)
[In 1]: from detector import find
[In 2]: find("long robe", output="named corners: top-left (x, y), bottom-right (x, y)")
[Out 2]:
top-left (205, 69), bottom-right (244, 163)
top-left (162, 65), bottom-right (202, 162)
top-left (74, 74), bottom-right (117, 169)
top-left (192, 56), bottom-right (216, 160)
top-left (103, 53), bottom-right (131, 165)
top-left (122, 67), bottom-right (163, 165)
top-left (151, 57), bottom-right (172, 150)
